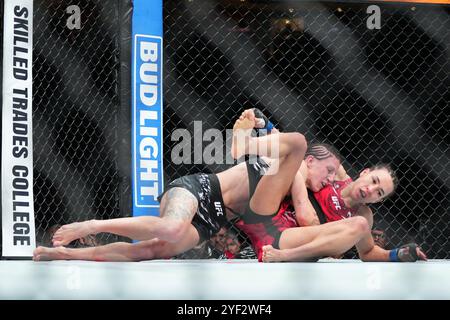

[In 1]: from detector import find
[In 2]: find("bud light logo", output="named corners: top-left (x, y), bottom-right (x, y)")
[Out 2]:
top-left (133, 35), bottom-right (163, 208)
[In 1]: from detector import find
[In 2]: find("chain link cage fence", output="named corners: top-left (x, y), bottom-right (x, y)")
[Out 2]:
top-left (0, 0), bottom-right (448, 260)
top-left (163, 0), bottom-right (449, 260)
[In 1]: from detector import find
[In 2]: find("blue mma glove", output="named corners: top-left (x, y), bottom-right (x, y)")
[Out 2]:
top-left (389, 243), bottom-right (420, 262)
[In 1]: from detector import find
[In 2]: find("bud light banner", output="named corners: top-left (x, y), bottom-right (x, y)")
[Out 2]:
top-left (132, 0), bottom-right (163, 217)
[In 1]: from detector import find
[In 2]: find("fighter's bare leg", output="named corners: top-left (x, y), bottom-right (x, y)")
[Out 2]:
top-left (231, 109), bottom-right (307, 215)
top-left (231, 109), bottom-right (305, 161)
top-left (249, 146), bottom-right (303, 216)
top-left (262, 216), bottom-right (370, 262)
top-left (52, 187), bottom-right (198, 246)
top-left (231, 110), bottom-right (256, 160)
top-left (37, 225), bottom-right (201, 262)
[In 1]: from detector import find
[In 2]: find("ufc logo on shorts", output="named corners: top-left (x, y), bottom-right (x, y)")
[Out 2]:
top-left (214, 202), bottom-right (224, 216)
top-left (331, 196), bottom-right (341, 210)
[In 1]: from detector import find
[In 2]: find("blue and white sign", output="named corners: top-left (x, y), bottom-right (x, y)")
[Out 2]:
top-left (132, 0), bottom-right (163, 217)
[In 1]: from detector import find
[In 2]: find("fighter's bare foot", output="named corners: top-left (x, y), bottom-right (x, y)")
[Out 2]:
top-left (262, 245), bottom-right (286, 262)
top-left (231, 109), bottom-right (256, 159)
top-left (33, 246), bottom-right (69, 261)
top-left (52, 220), bottom-right (96, 247)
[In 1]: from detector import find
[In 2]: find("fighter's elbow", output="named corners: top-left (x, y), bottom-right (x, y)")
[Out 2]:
top-left (297, 216), bottom-right (319, 227)
top-left (359, 254), bottom-right (370, 262)
top-left (358, 250), bottom-right (373, 262)
top-left (296, 218), bottom-right (308, 227)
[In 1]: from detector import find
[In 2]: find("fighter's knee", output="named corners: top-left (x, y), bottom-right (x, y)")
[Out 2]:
top-left (286, 132), bottom-right (307, 153)
top-left (348, 216), bottom-right (370, 235)
top-left (129, 246), bottom-right (149, 261)
top-left (130, 242), bottom-right (159, 261)
top-left (163, 219), bottom-right (189, 242)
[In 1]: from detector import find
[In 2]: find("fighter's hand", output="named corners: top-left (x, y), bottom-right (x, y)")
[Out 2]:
top-left (397, 243), bottom-right (427, 262)
top-left (417, 247), bottom-right (428, 261)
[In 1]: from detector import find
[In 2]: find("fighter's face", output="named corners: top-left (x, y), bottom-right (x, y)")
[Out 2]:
top-left (350, 168), bottom-right (394, 204)
top-left (306, 155), bottom-right (340, 192)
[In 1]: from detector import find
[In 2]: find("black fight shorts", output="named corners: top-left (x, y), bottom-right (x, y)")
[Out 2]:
top-left (158, 173), bottom-right (227, 243)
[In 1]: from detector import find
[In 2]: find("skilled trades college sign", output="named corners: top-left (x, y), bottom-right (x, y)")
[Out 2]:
top-left (2, 0), bottom-right (36, 258)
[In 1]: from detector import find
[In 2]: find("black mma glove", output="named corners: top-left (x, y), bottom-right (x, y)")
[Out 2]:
top-left (253, 108), bottom-right (275, 135)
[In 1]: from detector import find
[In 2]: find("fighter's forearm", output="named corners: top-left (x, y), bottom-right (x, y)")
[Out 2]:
top-left (360, 243), bottom-right (427, 262)
top-left (358, 244), bottom-right (390, 262)
top-left (291, 171), bottom-right (320, 227)
top-left (296, 200), bottom-right (321, 227)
